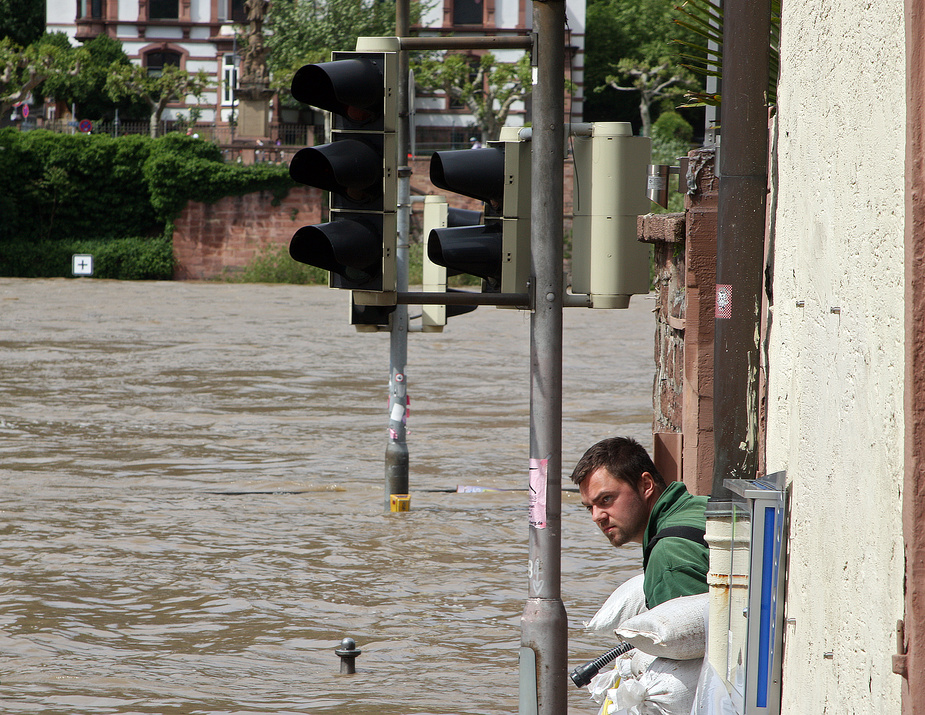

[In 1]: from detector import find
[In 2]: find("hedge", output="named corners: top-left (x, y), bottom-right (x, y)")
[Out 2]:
top-left (0, 128), bottom-right (295, 278)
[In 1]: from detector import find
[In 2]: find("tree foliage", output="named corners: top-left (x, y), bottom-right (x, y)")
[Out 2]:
top-left (414, 52), bottom-right (532, 143)
top-left (0, 0), bottom-right (45, 47)
top-left (584, 0), bottom-right (701, 128)
top-left (672, 0), bottom-right (781, 108)
top-left (599, 57), bottom-right (695, 137)
top-left (0, 128), bottom-right (293, 254)
top-left (265, 0), bottom-right (408, 96)
top-left (105, 63), bottom-right (210, 137)
top-left (43, 34), bottom-right (149, 120)
top-left (0, 33), bottom-right (82, 118)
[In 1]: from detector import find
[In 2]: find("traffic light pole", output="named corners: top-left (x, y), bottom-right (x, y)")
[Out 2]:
top-left (520, 1), bottom-right (568, 713)
top-left (385, 2), bottom-right (413, 510)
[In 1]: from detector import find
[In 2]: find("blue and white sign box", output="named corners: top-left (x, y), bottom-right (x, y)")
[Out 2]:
top-left (725, 473), bottom-right (788, 715)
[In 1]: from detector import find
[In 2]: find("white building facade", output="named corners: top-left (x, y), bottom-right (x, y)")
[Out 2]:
top-left (44, 0), bottom-right (585, 143)
top-left (46, 0), bottom-right (245, 125)
top-left (767, 0), bottom-right (907, 711)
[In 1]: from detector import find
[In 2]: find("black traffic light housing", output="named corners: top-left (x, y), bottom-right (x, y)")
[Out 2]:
top-left (287, 46), bottom-right (398, 306)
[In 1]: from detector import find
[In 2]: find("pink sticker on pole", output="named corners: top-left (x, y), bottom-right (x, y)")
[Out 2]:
top-left (529, 458), bottom-right (548, 529)
top-left (716, 284), bottom-right (733, 319)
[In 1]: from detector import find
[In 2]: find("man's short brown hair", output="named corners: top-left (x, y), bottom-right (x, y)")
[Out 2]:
top-left (570, 436), bottom-right (667, 491)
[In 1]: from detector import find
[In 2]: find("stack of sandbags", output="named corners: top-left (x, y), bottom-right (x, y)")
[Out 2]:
top-left (585, 577), bottom-right (708, 715)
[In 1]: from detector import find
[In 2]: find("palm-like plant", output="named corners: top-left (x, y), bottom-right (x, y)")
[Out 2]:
top-left (671, 0), bottom-right (780, 108)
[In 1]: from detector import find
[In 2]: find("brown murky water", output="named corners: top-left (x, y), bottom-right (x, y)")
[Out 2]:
top-left (0, 278), bottom-right (655, 714)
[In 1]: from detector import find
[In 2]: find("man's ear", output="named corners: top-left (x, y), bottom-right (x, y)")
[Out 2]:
top-left (639, 471), bottom-right (659, 502)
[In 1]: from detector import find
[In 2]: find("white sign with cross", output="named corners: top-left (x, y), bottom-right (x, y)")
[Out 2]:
top-left (72, 254), bottom-right (94, 277)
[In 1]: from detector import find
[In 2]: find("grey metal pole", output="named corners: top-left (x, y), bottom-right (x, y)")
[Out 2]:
top-left (520, 2), bottom-right (568, 713)
top-left (712, 0), bottom-right (770, 498)
top-left (385, 0), bottom-right (412, 510)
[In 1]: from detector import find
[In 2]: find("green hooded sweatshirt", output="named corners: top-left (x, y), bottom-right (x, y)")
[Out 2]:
top-left (642, 481), bottom-right (710, 608)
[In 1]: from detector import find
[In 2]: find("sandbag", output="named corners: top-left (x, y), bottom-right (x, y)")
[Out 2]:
top-left (690, 658), bottom-right (738, 715)
top-left (585, 574), bottom-right (648, 633)
top-left (603, 657), bottom-right (702, 715)
top-left (614, 593), bottom-right (708, 660)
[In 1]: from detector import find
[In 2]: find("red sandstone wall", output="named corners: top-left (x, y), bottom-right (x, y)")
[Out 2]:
top-left (172, 186), bottom-right (322, 281)
top-left (173, 158), bottom-right (576, 281)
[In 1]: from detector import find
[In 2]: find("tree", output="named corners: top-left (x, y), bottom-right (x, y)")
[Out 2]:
top-left (0, 34), bottom-right (81, 118)
top-left (42, 34), bottom-right (149, 121)
top-left (265, 0), bottom-right (408, 97)
top-left (0, 0), bottom-right (45, 47)
top-left (414, 52), bottom-right (532, 144)
top-left (105, 63), bottom-right (210, 138)
top-left (584, 0), bottom-right (700, 126)
top-left (599, 58), bottom-right (694, 137)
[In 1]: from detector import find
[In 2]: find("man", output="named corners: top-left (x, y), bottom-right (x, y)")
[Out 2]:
top-left (571, 436), bottom-right (709, 609)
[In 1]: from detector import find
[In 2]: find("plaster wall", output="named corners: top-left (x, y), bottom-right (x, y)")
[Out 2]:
top-left (767, 1), bottom-right (906, 711)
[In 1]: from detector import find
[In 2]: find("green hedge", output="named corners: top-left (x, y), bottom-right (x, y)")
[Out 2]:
top-left (0, 128), bottom-right (295, 278)
top-left (0, 233), bottom-right (175, 280)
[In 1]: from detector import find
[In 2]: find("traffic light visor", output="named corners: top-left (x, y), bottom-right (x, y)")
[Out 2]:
top-left (291, 59), bottom-right (383, 125)
top-left (289, 139), bottom-right (383, 207)
top-left (290, 218), bottom-right (382, 286)
top-left (430, 148), bottom-right (505, 207)
top-left (428, 223), bottom-right (503, 287)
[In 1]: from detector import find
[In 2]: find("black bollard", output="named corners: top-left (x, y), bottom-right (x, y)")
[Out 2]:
top-left (335, 637), bottom-right (362, 674)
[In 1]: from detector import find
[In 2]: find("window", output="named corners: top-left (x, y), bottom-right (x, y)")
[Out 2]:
top-left (222, 54), bottom-right (239, 106)
top-left (231, 0), bottom-right (247, 23)
top-left (453, 0), bottom-right (483, 25)
top-left (149, 0), bottom-right (179, 20)
top-left (146, 50), bottom-right (182, 77)
top-left (77, 0), bottom-right (104, 18)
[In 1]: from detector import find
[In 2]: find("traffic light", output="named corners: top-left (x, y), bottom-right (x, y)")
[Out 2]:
top-left (287, 41), bottom-right (398, 301)
top-left (571, 122), bottom-right (652, 309)
top-left (421, 196), bottom-right (480, 332)
top-left (427, 126), bottom-right (531, 295)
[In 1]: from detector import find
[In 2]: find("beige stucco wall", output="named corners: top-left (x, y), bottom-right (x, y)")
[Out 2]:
top-left (766, 1), bottom-right (906, 712)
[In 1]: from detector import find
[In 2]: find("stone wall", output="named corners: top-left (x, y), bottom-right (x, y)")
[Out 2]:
top-left (640, 148), bottom-right (717, 494)
top-left (172, 156), bottom-right (576, 281)
top-left (172, 186), bottom-right (322, 281)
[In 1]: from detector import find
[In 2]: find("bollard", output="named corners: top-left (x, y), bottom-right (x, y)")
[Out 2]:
top-left (335, 637), bottom-right (362, 674)
top-left (389, 494), bottom-right (410, 512)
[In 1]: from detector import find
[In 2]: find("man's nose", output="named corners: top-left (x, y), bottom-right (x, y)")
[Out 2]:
top-left (591, 505), bottom-right (607, 524)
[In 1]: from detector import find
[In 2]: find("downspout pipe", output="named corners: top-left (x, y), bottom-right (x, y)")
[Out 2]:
top-left (712, 0), bottom-right (771, 498)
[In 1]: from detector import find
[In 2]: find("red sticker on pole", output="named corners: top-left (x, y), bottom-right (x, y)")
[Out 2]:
top-left (716, 284), bottom-right (732, 319)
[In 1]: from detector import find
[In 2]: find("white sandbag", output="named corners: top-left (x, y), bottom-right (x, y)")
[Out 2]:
top-left (690, 658), bottom-right (738, 715)
top-left (614, 593), bottom-right (708, 660)
top-left (604, 656), bottom-right (702, 715)
top-left (585, 574), bottom-right (648, 633)
top-left (588, 663), bottom-right (622, 705)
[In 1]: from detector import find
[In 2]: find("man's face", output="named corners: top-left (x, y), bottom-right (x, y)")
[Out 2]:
top-left (579, 466), bottom-right (653, 547)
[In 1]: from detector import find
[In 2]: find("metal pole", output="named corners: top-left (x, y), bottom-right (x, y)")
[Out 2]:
top-left (385, 0), bottom-right (412, 510)
top-left (520, 2), bottom-right (568, 713)
top-left (712, 0), bottom-right (770, 498)
top-left (397, 36), bottom-right (533, 51)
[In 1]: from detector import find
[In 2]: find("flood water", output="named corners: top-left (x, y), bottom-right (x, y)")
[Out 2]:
top-left (0, 278), bottom-right (655, 714)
